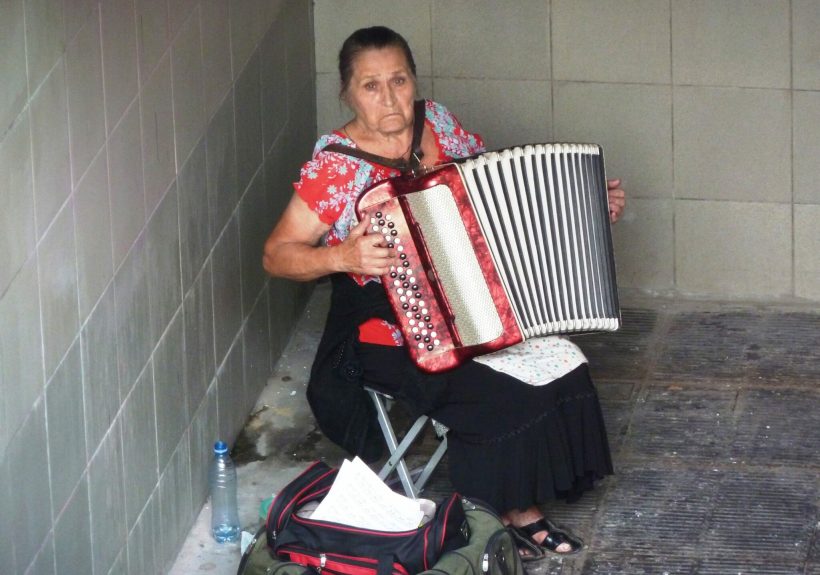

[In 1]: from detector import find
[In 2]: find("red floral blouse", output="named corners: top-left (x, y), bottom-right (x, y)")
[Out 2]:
top-left (294, 100), bottom-right (485, 345)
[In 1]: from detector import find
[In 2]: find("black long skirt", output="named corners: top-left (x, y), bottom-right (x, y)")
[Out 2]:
top-left (356, 343), bottom-right (614, 514)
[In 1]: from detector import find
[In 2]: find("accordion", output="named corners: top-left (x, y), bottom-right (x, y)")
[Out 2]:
top-left (355, 144), bottom-right (620, 373)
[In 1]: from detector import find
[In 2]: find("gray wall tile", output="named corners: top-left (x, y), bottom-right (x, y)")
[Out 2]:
top-left (168, 0), bottom-right (197, 38)
top-left (29, 533), bottom-right (55, 575)
top-left (66, 7), bottom-right (106, 187)
top-left (178, 140), bottom-right (210, 291)
top-left (171, 9), bottom-right (205, 167)
top-left (140, 52), bottom-right (176, 216)
top-left (672, 0), bottom-right (790, 88)
top-left (206, 91), bottom-right (239, 241)
top-left (235, 52), bottom-right (263, 195)
top-left (212, 217), bottom-right (243, 365)
top-left (108, 547), bottom-right (127, 575)
top-left (0, 257), bottom-right (44, 455)
top-left (121, 367), bottom-right (159, 529)
top-left (795, 204), bottom-right (820, 301)
top-left (1, 6), bottom-right (317, 573)
top-left (434, 78), bottom-right (551, 150)
top-left (239, 171), bottom-right (270, 317)
top-left (189, 385), bottom-right (218, 510)
top-left (73, 149), bottom-right (114, 322)
top-left (0, 0), bottom-right (26, 137)
top-left (63, 0), bottom-right (96, 44)
top-left (158, 436), bottom-right (192, 570)
top-left (88, 421), bottom-right (127, 575)
top-left (201, 0), bottom-right (233, 120)
top-left (153, 311), bottom-right (189, 470)
top-left (101, 0), bottom-right (140, 135)
top-left (0, 444), bottom-right (15, 572)
top-left (314, 0), bottom-right (431, 76)
top-left (135, 0), bottom-right (170, 82)
top-left (146, 183), bottom-right (182, 346)
top-left (794, 90), bottom-right (820, 205)
top-left (109, 100), bottom-right (147, 268)
top-left (244, 292), bottom-right (272, 402)
top-left (793, 0), bottom-right (820, 90)
top-left (217, 337), bottom-right (245, 446)
top-left (30, 59), bottom-right (71, 237)
top-left (184, 261), bottom-right (216, 418)
top-left (114, 234), bottom-right (152, 397)
top-left (612, 198), bottom-right (674, 292)
top-left (261, 17), bottom-right (288, 155)
top-left (554, 82), bottom-right (673, 199)
top-left (0, 113), bottom-right (34, 295)
top-left (81, 282), bottom-right (120, 459)
top-left (229, 0), bottom-right (268, 78)
top-left (432, 0), bottom-right (547, 80)
top-left (54, 477), bottom-right (93, 575)
top-left (46, 341), bottom-right (87, 517)
top-left (315, 74), bottom-right (346, 142)
top-left (674, 87), bottom-right (790, 203)
top-left (283, 0), bottom-right (315, 98)
top-left (676, 200), bottom-right (791, 298)
top-left (268, 278), bottom-right (312, 370)
top-left (553, 0), bottom-right (670, 84)
top-left (126, 491), bottom-right (162, 575)
top-left (37, 201), bottom-right (80, 379)
top-left (7, 399), bottom-right (51, 572)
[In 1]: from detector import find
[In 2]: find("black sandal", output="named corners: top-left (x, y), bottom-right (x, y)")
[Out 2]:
top-left (507, 527), bottom-right (547, 563)
top-left (511, 518), bottom-right (583, 556)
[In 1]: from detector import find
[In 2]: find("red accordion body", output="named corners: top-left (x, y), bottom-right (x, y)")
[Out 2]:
top-left (355, 145), bottom-right (620, 374)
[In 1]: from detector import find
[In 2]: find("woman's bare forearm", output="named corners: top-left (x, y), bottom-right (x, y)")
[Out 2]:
top-left (262, 241), bottom-right (341, 282)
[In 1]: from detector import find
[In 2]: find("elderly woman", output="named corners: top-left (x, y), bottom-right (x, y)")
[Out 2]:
top-left (264, 26), bottom-right (625, 559)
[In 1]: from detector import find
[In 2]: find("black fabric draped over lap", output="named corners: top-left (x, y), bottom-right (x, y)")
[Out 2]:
top-left (307, 273), bottom-right (613, 513)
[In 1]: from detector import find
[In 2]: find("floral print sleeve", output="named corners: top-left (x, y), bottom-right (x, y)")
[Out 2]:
top-left (426, 100), bottom-right (486, 160)
top-left (294, 133), bottom-right (398, 248)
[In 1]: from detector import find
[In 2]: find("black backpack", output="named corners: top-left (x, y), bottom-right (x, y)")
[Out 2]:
top-left (264, 461), bottom-right (469, 575)
top-left (239, 461), bottom-right (523, 575)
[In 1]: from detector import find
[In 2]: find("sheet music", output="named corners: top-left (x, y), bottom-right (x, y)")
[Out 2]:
top-left (309, 457), bottom-right (425, 531)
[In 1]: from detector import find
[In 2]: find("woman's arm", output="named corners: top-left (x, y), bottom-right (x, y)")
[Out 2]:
top-left (263, 194), bottom-right (398, 281)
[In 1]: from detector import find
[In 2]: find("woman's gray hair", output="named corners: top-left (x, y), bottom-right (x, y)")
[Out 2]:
top-left (338, 26), bottom-right (417, 99)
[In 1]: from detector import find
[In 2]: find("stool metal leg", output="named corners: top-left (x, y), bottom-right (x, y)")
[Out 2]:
top-left (369, 391), bottom-right (421, 498)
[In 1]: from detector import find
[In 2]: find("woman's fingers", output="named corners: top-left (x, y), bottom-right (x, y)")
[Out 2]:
top-left (341, 214), bottom-right (398, 275)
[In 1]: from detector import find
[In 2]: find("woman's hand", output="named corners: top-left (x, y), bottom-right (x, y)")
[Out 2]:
top-left (334, 216), bottom-right (398, 276)
top-left (607, 179), bottom-right (626, 223)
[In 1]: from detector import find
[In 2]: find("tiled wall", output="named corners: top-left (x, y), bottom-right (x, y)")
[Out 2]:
top-left (0, 1), bottom-right (315, 573)
top-left (314, 0), bottom-right (820, 302)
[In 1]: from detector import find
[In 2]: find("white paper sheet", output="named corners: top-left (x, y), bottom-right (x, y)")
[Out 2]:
top-left (309, 457), bottom-right (425, 531)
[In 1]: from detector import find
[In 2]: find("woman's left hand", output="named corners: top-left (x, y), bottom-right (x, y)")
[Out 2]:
top-left (607, 179), bottom-right (626, 223)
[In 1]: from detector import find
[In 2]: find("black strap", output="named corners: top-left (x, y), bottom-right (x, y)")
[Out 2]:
top-left (376, 554), bottom-right (395, 575)
top-left (322, 99), bottom-right (427, 176)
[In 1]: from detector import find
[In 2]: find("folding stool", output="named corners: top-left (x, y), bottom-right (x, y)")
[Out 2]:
top-left (365, 387), bottom-right (448, 499)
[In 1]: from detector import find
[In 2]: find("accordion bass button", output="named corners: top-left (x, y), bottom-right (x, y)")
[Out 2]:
top-left (375, 211), bottom-right (382, 218)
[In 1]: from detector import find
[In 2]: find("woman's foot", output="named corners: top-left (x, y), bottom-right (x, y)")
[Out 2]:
top-left (503, 507), bottom-right (583, 558)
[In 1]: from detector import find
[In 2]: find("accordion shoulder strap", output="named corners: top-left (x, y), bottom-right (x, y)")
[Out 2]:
top-left (322, 99), bottom-right (426, 175)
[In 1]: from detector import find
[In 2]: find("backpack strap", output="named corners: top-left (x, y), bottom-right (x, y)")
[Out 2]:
top-left (322, 99), bottom-right (427, 176)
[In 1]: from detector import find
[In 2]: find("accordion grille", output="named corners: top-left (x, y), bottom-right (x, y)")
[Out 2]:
top-left (405, 185), bottom-right (504, 346)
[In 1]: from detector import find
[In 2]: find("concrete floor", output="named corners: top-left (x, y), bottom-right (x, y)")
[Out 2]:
top-left (171, 282), bottom-right (820, 575)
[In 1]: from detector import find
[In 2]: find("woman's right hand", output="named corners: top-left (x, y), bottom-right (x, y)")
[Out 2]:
top-left (334, 216), bottom-right (398, 276)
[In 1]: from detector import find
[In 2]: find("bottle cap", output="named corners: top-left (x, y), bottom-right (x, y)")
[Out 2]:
top-left (214, 440), bottom-right (228, 454)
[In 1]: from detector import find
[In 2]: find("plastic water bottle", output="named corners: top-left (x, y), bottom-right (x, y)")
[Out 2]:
top-left (209, 440), bottom-right (240, 543)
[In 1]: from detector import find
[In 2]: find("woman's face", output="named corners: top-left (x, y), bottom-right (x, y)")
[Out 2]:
top-left (344, 46), bottom-right (416, 137)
